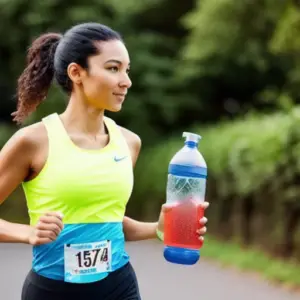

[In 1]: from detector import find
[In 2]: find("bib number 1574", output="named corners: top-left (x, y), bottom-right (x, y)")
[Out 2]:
top-left (64, 240), bottom-right (112, 277)
top-left (75, 248), bottom-right (108, 268)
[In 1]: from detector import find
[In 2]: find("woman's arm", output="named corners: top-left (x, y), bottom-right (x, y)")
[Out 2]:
top-left (123, 203), bottom-right (209, 242)
top-left (0, 129), bottom-right (34, 243)
top-left (0, 219), bottom-right (32, 243)
top-left (123, 217), bottom-right (157, 241)
top-left (0, 126), bottom-right (64, 245)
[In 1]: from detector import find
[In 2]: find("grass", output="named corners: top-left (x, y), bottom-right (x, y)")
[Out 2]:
top-left (201, 235), bottom-right (300, 290)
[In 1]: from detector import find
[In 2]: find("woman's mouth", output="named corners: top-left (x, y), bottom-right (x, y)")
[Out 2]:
top-left (113, 93), bottom-right (126, 101)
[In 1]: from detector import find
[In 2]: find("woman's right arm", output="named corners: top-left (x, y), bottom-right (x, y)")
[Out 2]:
top-left (0, 129), bottom-right (34, 243)
top-left (0, 127), bottom-right (63, 244)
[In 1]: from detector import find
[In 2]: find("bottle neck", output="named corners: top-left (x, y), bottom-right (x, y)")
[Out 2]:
top-left (185, 141), bottom-right (198, 148)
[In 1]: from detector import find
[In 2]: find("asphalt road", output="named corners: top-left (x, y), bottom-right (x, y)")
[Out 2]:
top-left (0, 240), bottom-right (299, 300)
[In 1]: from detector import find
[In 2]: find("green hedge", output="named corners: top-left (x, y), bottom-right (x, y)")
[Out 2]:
top-left (130, 107), bottom-right (300, 262)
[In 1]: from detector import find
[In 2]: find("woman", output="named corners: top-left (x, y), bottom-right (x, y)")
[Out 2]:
top-left (0, 22), bottom-right (209, 300)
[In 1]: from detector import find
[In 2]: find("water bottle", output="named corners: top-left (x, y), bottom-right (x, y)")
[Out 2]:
top-left (163, 132), bottom-right (207, 265)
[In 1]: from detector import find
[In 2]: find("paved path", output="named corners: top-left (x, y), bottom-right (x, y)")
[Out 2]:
top-left (0, 240), bottom-right (299, 300)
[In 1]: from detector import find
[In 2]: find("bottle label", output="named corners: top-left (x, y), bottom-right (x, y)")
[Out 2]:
top-left (167, 174), bottom-right (206, 204)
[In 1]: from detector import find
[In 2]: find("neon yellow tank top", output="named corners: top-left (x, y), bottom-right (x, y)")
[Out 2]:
top-left (22, 113), bottom-right (134, 226)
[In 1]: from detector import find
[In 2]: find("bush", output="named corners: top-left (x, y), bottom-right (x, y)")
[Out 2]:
top-left (129, 106), bottom-right (300, 262)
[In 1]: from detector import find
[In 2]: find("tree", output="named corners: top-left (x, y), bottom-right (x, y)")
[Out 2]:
top-left (0, 0), bottom-right (198, 145)
top-left (176, 0), bottom-right (291, 121)
top-left (269, 1), bottom-right (300, 108)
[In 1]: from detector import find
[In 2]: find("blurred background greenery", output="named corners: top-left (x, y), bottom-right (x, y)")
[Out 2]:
top-left (1, 0), bottom-right (300, 281)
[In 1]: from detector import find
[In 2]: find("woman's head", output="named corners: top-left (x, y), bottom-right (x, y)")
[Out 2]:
top-left (13, 22), bottom-right (132, 124)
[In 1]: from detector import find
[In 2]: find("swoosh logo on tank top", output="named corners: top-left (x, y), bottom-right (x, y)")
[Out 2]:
top-left (114, 156), bottom-right (127, 162)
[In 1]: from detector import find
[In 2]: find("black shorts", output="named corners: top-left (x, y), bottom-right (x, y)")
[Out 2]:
top-left (21, 262), bottom-right (141, 300)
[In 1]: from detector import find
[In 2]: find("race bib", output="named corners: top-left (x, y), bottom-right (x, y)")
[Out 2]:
top-left (64, 240), bottom-right (112, 283)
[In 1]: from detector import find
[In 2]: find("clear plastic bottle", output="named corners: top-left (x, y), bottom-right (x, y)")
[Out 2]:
top-left (163, 132), bottom-right (207, 265)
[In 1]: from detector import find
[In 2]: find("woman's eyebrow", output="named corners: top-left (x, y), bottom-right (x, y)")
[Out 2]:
top-left (105, 59), bottom-right (130, 66)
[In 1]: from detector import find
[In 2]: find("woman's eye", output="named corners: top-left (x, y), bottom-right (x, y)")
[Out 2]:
top-left (109, 67), bottom-right (119, 73)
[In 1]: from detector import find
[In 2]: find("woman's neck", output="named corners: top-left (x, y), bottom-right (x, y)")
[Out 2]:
top-left (60, 94), bottom-right (106, 137)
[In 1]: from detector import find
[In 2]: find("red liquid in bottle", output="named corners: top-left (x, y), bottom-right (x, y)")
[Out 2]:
top-left (164, 198), bottom-right (204, 249)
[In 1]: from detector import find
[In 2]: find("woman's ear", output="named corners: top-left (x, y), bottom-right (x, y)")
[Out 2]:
top-left (67, 62), bottom-right (87, 86)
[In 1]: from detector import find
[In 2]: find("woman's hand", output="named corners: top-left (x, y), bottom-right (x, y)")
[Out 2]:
top-left (157, 202), bottom-right (209, 242)
top-left (28, 212), bottom-right (64, 246)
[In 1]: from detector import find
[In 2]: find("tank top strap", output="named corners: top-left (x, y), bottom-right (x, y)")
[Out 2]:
top-left (42, 113), bottom-right (66, 139)
top-left (42, 113), bottom-right (72, 158)
top-left (103, 116), bottom-right (131, 155)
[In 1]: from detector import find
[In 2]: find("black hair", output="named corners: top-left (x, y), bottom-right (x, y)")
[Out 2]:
top-left (12, 22), bottom-right (122, 124)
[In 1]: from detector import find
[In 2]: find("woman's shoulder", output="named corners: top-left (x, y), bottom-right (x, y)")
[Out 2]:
top-left (104, 116), bottom-right (142, 151)
top-left (10, 121), bottom-right (48, 151)
top-left (119, 126), bottom-right (141, 149)
top-left (0, 121), bottom-right (47, 166)
top-left (118, 125), bottom-right (142, 166)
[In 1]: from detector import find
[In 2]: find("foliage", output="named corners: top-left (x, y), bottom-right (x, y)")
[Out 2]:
top-left (176, 0), bottom-right (300, 120)
top-left (2, 1), bottom-right (300, 144)
top-left (0, 0), bottom-right (193, 145)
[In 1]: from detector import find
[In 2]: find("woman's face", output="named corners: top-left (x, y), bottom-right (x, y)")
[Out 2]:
top-left (72, 39), bottom-right (132, 112)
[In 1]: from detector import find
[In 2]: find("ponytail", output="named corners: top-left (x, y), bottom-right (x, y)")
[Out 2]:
top-left (12, 33), bottom-right (62, 124)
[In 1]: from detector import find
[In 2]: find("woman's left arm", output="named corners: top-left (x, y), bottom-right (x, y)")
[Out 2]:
top-left (123, 203), bottom-right (209, 241)
top-left (123, 217), bottom-right (157, 241)
top-left (119, 126), bottom-right (208, 242)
